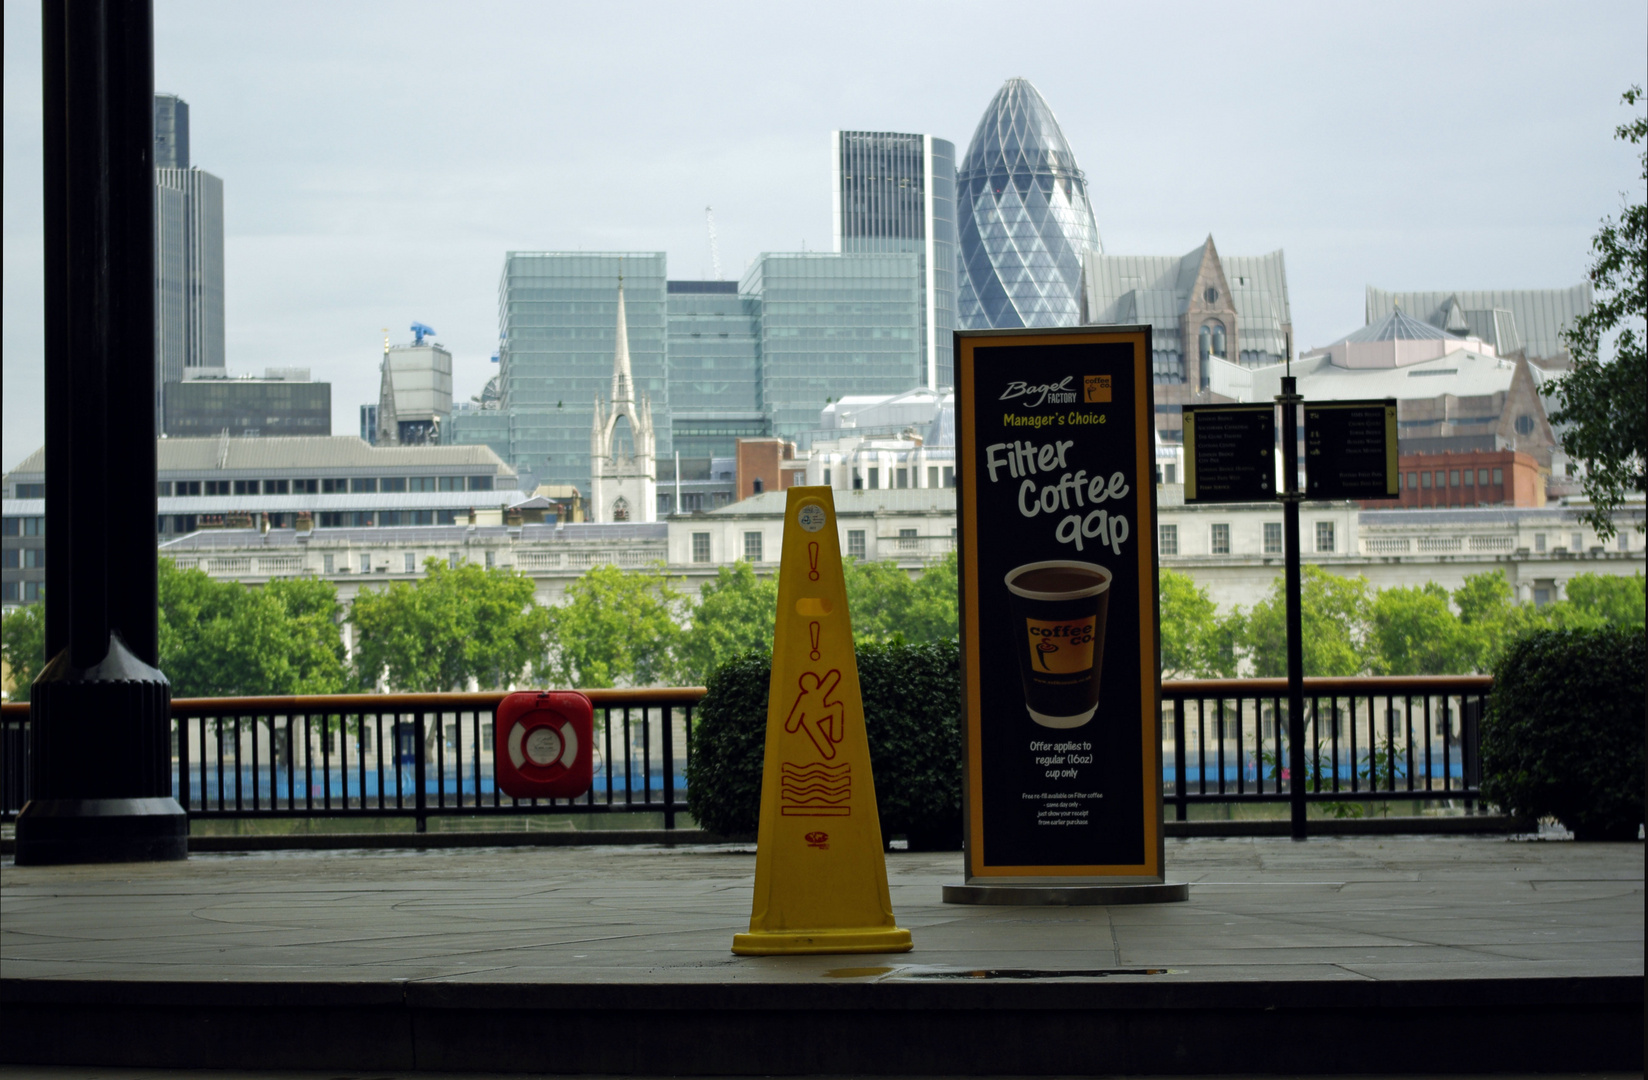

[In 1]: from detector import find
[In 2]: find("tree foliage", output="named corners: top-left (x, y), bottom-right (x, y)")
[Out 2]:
top-left (1159, 569), bottom-right (1240, 678)
top-left (1242, 565), bottom-right (1372, 677)
top-left (1552, 86), bottom-right (1647, 539)
top-left (158, 558), bottom-right (349, 697)
top-left (679, 562), bottom-right (777, 685)
top-left (1, 603), bottom-right (46, 703)
top-left (350, 558), bottom-right (550, 692)
top-left (1370, 582), bottom-right (1467, 675)
top-left (543, 563), bottom-right (682, 689)
top-left (842, 551), bottom-right (959, 645)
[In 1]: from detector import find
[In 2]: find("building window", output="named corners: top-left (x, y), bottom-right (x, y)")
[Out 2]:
top-left (848, 530), bottom-right (866, 559)
top-left (1619, 534), bottom-right (1630, 552)
top-left (359, 554), bottom-right (371, 574)
top-left (1407, 472), bottom-right (1417, 490)
top-left (485, 551), bottom-right (495, 568)
top-left (0, 519), bottom-right (13, 536)
top-left (744, 531), bottom-right (763, 561)
top-left (321, 478), bottom-right (345, 493)
top-left (1162, 463), bottom-right (1177, 484)
top-left (24, 581), bottom-right (43, 601)
top-left (1492, 468), bottom-right (1503, 485)
top-left (409, 477), bottom-right (435, 492)
top-left (657, 493), bottom-right (673, 516)
top-left (928, 466), bottom-right (939, 488)
top-left (14, 483), bottom-right (44, 498)
top-left (2, 550), bottom-right (16, 569)
top-left (323, 554), bottom-right (335, 574)
top-left (752, 477), bottom-right (764, 494)
top-left (380, 477), bottom-right (406, 493)
top-left (157, 481), bottom-right (172, 496)
top-left (896, 468), bottom-right (908, 489)
top-left (264, 479), bottom-right (289, 494)
top-left (1534, 533), bottom-right (1546, 553)
top-left (1463, 469), bottom-right (1474, 488)
top-left (1420, 472), bottom-right (1431, 489)
top-left (1159, 524), bottom-right (1178, 555)
top-left (2, 582), bottom-right (17, 602)
top-left (1433, 471), bottom-right (1445, 489)
top-left (294, 478), bottom-right (318, 494)
top-left (1211, 523), bottom-right (1230, 555)
top-left (205, 480), bottom-right (231, 495)
top-left (852, 470), bottom-right (863, 491)
top-left (351, 478), bottom-right (378, 494)
top-left (449, 551), bottom-right (460, 569)
top-left (612, 497), bottom-right (630, 522)
top-left (1449, 470), bottom-right (1459, 487)
top-left (823, 467), bottom-right (832, 486)
top-left (943, 466), bottom-right (955, 487)
top-left (176, 480), bottom-right (200, 496)
top-left (404, 553), bottom-right (416, 573)
top-left (1264, 522), bottom-right (1283, 554)
top-left (24, 548), bottom-right (46, 568)
top-left (897, 527), bottom-right (918, 550)
top-left (1514, 414), bottom-right (1535, 436)
top-left (692, 532), bottom-right (711, 563)
top-left (468, 476), bottom-right (494, 492)
top-left (1570, 532), bottom-right (1583, 551)
top-left (439, 476), bottom-right (464, 492)
top-left (1315, 521), bottom-right (1335, 553)
top-left (868, 467), bottom-right (879, 489)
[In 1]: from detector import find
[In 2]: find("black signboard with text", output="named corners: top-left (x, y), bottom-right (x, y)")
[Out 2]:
top-left (1183, 403), bottom-right (1275, 504)
top-left (1305, 399), bottom-right (1399, 500)
top-left (954, 327), bottom-right (1163, 884)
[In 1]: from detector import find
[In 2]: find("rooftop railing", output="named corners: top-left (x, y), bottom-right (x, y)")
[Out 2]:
top-left (1, 676), bottom-right (1492, 829)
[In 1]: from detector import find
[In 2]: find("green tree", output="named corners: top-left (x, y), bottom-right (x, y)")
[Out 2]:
top-left (544, 563), bottom-right (682, 688)
top-left (1559, 571), bottom-right (1646, 630)
top-left (1551, 86), bottom-right (1646, 539)
top-left (1242, 565), bottom-right (1371, 677)
top-left (840, 554), bottom-right (959, 645)
top-left (1369, 582), bottom-right (1465, 675)
top-left (679, 562), bottom-right (778, 685)
top-left (904, 549), bottom-right (960, 644)
top-left (1453, 570), bottom-right (1532, 673)
top-left (351, 558), bottom-right (550, 691)
top-left (157, 558), bottom-right (349, 697)
top-left (1, 603), bottom-right (46, 703)
top-left (1159, 569), bottom-right (1238, 678)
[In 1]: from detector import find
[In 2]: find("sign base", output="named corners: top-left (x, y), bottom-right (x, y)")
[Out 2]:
top-left (732, 927), bottom-right (915, 956)
top-left (942, 882), bottom-right (1188, 906)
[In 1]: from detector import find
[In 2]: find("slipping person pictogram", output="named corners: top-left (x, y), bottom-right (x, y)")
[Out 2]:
top-left (784, 669), bottom-right (845, 759)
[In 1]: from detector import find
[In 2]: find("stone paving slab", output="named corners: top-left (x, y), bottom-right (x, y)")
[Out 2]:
top-left (1, 836), bottom-right (1641, 984)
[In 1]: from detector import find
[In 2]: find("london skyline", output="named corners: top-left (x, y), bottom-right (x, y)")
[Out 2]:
top-left (4, 0), bottom-right (1645, 470)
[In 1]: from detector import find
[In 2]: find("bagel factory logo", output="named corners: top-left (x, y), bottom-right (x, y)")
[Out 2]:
top-left (804, 831), bottom-right (830, 849)
top-left (1001, 376), bottom-right (1077, 408)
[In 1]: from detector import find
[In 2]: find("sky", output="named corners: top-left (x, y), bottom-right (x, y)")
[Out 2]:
top-left (4, 0), bottom-right (1645, 472)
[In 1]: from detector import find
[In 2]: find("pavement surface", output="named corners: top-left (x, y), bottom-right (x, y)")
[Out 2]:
top-left (1, 835), bottom-right (1641, 985)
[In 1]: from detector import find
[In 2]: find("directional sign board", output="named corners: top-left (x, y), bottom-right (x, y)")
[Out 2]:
top-left (1305, 399), bottom-right (1399, 500)
top-left (954, 326), bottom-right (1163, 885)
top-left (1183, 403), bottom-right (1275, 504)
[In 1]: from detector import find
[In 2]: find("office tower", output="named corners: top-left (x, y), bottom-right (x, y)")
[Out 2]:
top-left (742, 252), bottom-right (921, 442)
top-left (832, 131), bottom-right (957, 388)
top-left (667, 281), bottom-right (766, 458)
top-left (162, 369), bottom-right (331, 438)
top-left (956, 78), bottom-right (1101, 330)
top-left (491, 253), bottom-right (670, 489)
top-left (374, 326), bottom-right (454, 445)
top-left (154, 93), bottom-right (226, 434)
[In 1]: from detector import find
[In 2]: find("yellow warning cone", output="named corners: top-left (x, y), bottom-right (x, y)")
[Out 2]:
top-left (732, 487), bottom-right (913, 956)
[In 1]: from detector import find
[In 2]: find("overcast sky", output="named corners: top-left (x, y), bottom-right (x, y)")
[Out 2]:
top-left (4, 0), bottom-right (1645, 471)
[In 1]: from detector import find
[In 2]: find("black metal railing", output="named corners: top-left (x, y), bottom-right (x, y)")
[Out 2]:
top-left (1160, 676), bottom-right (1492, 820)
top-left (2, 677), bottom-right (1491, 829)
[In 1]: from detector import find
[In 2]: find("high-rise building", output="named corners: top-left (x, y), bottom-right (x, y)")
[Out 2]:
top-left (162, 369), bottom-right (331, 439)
top-left (486, 253), bottom-right (670, 489)
top-left (154, 93), bottom-right (226, 434)
top-left (955, 78), bottom-right (1101, 330)
top-left (372, 326), bottom-right (454, 446)
top-left (742, 252), bottom-right (922, 443)
top-left (832, 131), bottom-right (957, 388)
top-left (666, 281), bottom-right (767, 458)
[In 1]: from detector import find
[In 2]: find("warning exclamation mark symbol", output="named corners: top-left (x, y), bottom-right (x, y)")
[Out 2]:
top-left (808, 542), bottom-right (820, 581)
top-left (809, 621), bottom-right (822, 661)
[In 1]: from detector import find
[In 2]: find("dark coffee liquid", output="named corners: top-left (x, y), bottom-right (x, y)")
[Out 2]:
top-left (1012, 566), bottom-right (1104, 593)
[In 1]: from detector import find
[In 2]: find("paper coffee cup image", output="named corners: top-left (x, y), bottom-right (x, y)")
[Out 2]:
top-left (1004, 560), bottom-right (1112, 729)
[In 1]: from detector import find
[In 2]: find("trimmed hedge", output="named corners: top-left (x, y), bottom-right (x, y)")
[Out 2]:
top-left (1480, 626), bottom-right (1644, 841)
top-left (686, 641), bottom-right (962, 848)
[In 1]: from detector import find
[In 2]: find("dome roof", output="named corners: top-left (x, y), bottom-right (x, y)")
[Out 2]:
top-left (1336, 308), bottom-right (1463, 345)
top-left (959, 77), bottom-right (1087, 181)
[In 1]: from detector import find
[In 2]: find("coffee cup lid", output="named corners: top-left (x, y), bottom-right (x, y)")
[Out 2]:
top-left (1004, 560), bottom-right (1113, 600)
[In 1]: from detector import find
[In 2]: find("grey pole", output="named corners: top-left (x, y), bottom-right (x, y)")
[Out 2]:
top-left (15, 0), bottom-right (185, 865)
top-left (1278, 375), bottom-right (1307, 841)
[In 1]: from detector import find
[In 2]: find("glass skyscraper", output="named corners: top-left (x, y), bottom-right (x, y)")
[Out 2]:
top-left (742, 252), bottom-right (922, 442)
top-left (491, 253), bottom-right (669, 489)
top-left (666, 280), bottom-right (766, 458)
top-left (832, 131), bottom-right (957, 388)
top-left (956, 78), bottom-right (1102, 330)
top-left (153, 93), bottom-right (226, 434)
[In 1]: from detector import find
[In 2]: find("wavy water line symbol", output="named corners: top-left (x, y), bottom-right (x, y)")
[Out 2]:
top-left (781, 761), bottom-right (851, 816)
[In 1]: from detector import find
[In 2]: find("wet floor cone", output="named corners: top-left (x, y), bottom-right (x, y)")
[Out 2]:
top-left (732, 487), bottom-right (913, 956)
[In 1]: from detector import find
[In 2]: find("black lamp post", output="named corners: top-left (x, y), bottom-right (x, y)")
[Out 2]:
top-left (15, 0), bottom-right (185, 865)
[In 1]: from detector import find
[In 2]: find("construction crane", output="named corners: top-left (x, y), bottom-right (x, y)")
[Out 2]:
top-left (410, 321), bottom-right (436, 346)
top-left (705, 206), bottom-right (722, 281)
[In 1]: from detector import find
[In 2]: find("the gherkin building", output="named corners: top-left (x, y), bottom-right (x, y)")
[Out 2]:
top-left (956, 78), bottom-right (1102, 329)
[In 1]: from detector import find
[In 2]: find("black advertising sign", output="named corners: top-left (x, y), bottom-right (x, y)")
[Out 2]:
top-left (955, 327), bottom-right (1163, 884)
top-left (1305, 399), bottom-right (1399, 500)
top-left (1183, 403), bottom-right (1275, 504)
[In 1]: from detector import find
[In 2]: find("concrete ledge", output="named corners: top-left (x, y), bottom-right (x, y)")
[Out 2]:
top-left (2, 975), bottom-right (1639, 1073)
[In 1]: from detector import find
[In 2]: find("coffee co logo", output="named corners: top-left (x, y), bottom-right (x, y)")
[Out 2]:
top-left (1001, 377), bottom-right (1077, 408)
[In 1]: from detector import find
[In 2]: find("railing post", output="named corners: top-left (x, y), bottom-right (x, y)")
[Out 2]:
top-left (414, 710), bottom-right (428, 833)
top-left (661, 702), bottom-right (677, 830)
top-left (1172, 698), bottom-right (1187, 822)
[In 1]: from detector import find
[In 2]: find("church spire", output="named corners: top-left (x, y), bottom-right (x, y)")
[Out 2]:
top-left (611, 274), bottom-right (634, 406)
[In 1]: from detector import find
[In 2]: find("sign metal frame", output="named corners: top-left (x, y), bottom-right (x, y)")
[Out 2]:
top-left (1303, 397), bottom-right (1400, 501)
top-left (954, 326), bottom-right (1163, 885)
